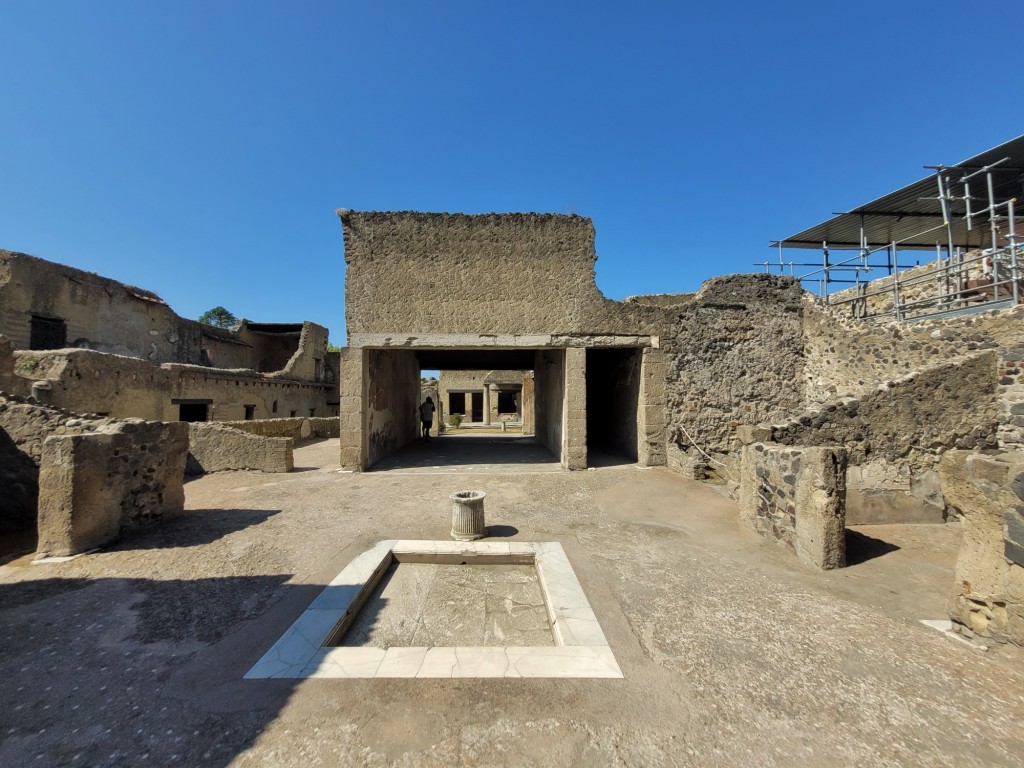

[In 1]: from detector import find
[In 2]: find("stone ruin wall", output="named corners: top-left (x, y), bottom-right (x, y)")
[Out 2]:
top-left (0, 393), bottom-right (187, 556)
top-left (186, 423), bottom-right (293, 475)
top-left (766, 352), bottom-right (999, 522)
top-left (6, 347), bottom-right (331, 422)
top-left (341, 211), bottom-right (665, 339)
top-left (1, 249), bottom-right (205, 364)
top-left (828, 253), bottom-right (998, 319)
top-left (365, 348), bottom-right (420, 467)
top-left (629, 274), bottom-right (807, 480)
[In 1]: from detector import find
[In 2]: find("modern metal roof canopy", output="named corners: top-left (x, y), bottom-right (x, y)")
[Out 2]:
top-left (772, 134), bottom-right (1024, 250)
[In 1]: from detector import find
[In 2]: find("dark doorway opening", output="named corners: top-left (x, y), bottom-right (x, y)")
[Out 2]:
top-left (244, 405), bottom-right (256, 420)
top-left (30, 315), bottom-right (67, 350)
top-left (449, 393), bottom-right (466, 415)
top-left (470, 392), bottom-right (483, 422)
top-left (178, 403), bottom-right (209, 422)
top-left (497, 390), bottom-right (518, 415)
top-left (586, 348), bottom-right (640, 462)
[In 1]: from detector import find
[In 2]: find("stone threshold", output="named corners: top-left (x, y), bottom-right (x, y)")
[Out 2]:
top-left (245, 540), bottom-right (622, 679)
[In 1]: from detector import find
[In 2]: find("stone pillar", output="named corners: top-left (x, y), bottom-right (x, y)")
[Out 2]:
top-left (522, 372), bottom-right (535, 435)
top-left (562, 347), bottom-right (587, 470)
top-left (739, 443), bottom-right (847, 570)
top-left (482, 384), bottom-right (491, 426)
top-left (637, 347), bottom-right (667, 467)
top-left (339, 347), bottom-right (367, 470)
top-left (940, 450), bottom-right (1024, 646)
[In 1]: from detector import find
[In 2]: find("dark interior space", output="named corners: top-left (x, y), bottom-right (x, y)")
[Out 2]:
top-left (586, 348), bottom-right (640, 462)
top-left (29, 314), bottom-right (67, 350)
top-left (178, 402), bottom-right (209, 422)
top-left (0, 428), bottom-right (39, 560)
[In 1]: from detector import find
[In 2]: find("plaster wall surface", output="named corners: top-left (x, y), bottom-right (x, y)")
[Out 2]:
top-left (0, 249), bottom-right (202, 363)
top-left (365, 349), bottom-right (419, 467)
top-left (533, 349), bottom-right (565, 462)
top-left (10, 348), bottom-right (332, 422)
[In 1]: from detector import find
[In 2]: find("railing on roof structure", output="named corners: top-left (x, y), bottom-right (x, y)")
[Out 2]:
top-left (761, 148), bottom-right (1023, 323)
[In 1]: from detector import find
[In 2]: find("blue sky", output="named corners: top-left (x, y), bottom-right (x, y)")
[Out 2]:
top-left (2, 1), bottom-right (1022, 342)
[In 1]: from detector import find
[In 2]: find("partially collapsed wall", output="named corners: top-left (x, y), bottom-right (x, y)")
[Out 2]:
top-left (0, 393), bottom-right (187, 556)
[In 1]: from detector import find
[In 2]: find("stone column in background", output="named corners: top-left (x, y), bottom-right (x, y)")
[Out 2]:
top-left (562, 347), bottom-right (587, 470)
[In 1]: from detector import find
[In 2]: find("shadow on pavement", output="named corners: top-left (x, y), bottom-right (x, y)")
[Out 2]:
top-left (845, 529), bottom-right (902, 565)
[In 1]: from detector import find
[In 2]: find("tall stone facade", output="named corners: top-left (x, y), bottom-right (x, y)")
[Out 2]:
top-left (338, 211), bottom-right (667, 470)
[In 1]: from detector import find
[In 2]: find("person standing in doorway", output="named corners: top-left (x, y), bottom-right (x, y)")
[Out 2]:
top-left (419, 397), bottom-right (435, 440)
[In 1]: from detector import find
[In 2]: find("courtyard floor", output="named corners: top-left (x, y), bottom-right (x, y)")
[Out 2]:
top-left (1, 436), bottom-right (1022, 766)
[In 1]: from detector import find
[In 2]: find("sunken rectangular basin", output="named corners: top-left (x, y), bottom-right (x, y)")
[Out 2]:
top-left (245, 540), bottom-right (622, 679)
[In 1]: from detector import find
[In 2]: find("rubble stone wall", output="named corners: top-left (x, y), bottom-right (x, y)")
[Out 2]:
top-left (632, 274), bottom-right (806, 478)
top-left (739, 443), bottom-right (847, 569)
top-left (187, 423), bottom-right (293, 474)
top-left (765, 352), bottom-right (998, 522)
top-left (37, 420), bottom-right (188, 557)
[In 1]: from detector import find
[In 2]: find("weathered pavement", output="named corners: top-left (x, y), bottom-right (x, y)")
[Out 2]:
top-left (1, 436), bottom-right (1022, 767)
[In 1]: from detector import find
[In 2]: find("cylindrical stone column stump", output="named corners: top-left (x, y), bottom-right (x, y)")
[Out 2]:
top-left (450, 490), bottom-right (486, 541)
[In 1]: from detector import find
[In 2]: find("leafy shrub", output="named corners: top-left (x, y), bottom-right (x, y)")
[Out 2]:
top-left (447, 413), bottom-right (463, 429)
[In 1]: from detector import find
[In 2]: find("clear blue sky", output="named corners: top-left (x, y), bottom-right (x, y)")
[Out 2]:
top-left (2, 1), bottom-right (1022, 342)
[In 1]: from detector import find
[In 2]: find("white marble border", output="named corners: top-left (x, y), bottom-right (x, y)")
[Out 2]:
top-left (245, 540), bottom-right (622, 679)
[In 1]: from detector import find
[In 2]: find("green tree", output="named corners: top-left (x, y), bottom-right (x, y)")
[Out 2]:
top-left (198, 306), bottom-right (237, 328)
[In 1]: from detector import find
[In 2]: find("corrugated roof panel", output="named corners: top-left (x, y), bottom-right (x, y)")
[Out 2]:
top-left (773, 135), bottom-right (1024, 250)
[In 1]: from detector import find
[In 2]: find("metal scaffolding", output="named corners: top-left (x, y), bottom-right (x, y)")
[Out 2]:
top-left (765, 135), bottom-right (1024, 322)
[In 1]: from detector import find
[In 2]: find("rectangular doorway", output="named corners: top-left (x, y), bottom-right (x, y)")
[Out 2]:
top-left (178, 403), bottom-right (209, 422)
top-left (471, 391), bottom-right (483, 422)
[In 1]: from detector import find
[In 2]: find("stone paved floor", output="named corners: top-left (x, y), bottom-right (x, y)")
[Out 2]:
top-left (1, 436), bottom-right (1023, 766)
top-left (339, 563), bottom-right (553, 648)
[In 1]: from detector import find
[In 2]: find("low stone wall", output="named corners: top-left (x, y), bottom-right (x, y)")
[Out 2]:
top-left (187, 423), bottom-right (293, 474)
top-left (739, 443), bottom-right (847, 569)
top-left (940, 450), bottom-right (1024, 647)
top-left (218, 416), bottom-right (339, 441)
top-left (37, 420), bottom-right (188, 557)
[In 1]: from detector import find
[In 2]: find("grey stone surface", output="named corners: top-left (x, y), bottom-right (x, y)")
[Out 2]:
top-left (339, 563), bottom-right (553, 648)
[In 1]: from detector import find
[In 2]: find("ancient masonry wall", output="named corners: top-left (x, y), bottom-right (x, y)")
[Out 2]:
top-left (0, 249), bottom-right (203, 364)
top-left (187, 424), bottom-right (293, 474)
top-left (341, 212), bottom-right (664, 338)
top-left (338, 348), bottom-right (364, 469)
top-left (632, 275), bottom-right (806, 478)
top-left (217, 417), bottom-right (340, 441)
top-left (940, 450), bottom-right (1024, 647)
top-left (0, 393), bottom-right (188, 556)
top-left (638, 348), bottom-right (667, 466)
top-left (738, 444), bottom-right (847, 569)
top-left (38, 420), bottom-right (188, 556)
top-left (9, 348), bottom-right (331, 421)
top-left (765, 352), bottom-right (999, 523)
